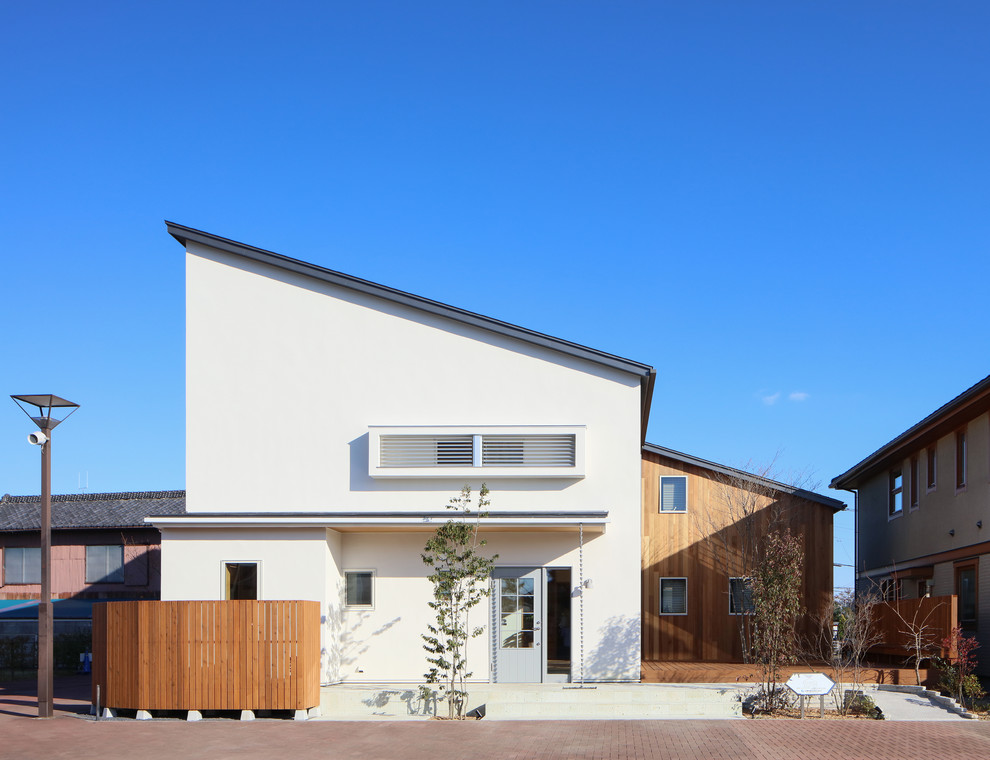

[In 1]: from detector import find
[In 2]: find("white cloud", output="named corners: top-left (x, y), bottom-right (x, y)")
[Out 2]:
top-left (788, 391), bottom-right (810, 402)
top-left (761, 392), bottom-right (781, 406)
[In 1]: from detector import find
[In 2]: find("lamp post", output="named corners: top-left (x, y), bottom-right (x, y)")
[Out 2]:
top-left (10, 394), bottom-right (79, 719)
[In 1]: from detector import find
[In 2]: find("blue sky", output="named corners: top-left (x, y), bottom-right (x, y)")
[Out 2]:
top-left (2, 2), bottom-right (989, 593)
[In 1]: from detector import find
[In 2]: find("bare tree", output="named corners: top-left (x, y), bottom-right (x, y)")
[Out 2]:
top-left (888, 598), bottom-right (944, 687)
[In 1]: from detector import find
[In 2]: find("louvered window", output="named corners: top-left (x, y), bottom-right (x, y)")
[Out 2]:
top-left (729, 577), bottom-right (754, 615)
top-left (482, 435), bottom-right (575, 467)
top-left (660, 577), bottom-right (687, 615)
top-left (660, 476), bottom-right (687, 513)
top-left (380, 435), bottom-right (474, 467)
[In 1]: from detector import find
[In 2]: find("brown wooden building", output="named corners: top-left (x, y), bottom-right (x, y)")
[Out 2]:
top-left (642, 444), bottom-right (844, 663)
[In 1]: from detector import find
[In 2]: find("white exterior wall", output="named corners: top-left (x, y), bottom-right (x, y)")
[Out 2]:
top-left (165, 240), bottom-right (645, 682)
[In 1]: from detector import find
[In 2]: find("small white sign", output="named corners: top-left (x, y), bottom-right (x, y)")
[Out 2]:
top-left (786, 673), bottom-right (835, 697)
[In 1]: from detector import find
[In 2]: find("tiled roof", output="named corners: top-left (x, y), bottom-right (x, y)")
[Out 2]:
top-left (0, 491), bottom-right (186, 531)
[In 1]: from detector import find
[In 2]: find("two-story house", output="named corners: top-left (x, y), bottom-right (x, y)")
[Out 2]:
top-left (153, 223), bottom-right (656, 685)
top-left (642, 444), bottom-right (842, 669)
top-left (831, 374), bottom-right (990, 674)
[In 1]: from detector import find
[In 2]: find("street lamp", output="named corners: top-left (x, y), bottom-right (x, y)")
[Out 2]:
top-left (10, 394), bottom-right (79, 719)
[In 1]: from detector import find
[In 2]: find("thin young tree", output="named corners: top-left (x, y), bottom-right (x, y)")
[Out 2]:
top-left (750, 527), bottom-right (804, 713)
top-left (888, 597), bottom-right (944, 687)
top-left (421, 484), bottom-right (498, 719)
top-left (695, 456), bottom-right (815, 661)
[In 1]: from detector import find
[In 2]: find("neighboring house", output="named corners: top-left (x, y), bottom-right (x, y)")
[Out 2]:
top-left (642, 444), bottom-right (843, 663)
top-left (0, 491), bottom-right (185, 636)
top-left (154, 222), bottom-right (656, 685)
top-left (831, 374), bottom-right (990, 674)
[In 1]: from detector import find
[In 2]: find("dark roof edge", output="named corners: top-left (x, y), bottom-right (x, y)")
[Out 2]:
top-left (643, 442), bottom-right (846, 511)
top-left (152, 510), bottom-right (609, 519)
top-left (830, 373), bottom-right (990, 490)
top-left (166, 221), bottom-right (655, 381)
top-left (1, 490), bottom-right (186, 504)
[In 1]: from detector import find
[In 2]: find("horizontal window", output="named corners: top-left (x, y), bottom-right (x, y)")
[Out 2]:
top-left (659, 577), bottom-right (687, 615)
top-left (481, 435), bottom-right (575, 467)
top-left (86, 545), bottom-right (124, 584)
top-left (3, 547), bottom-right (41, 585)
top-left (369, 426), bottom-right (585, 478)
top-left (380, 435), bottom-right (474, 467)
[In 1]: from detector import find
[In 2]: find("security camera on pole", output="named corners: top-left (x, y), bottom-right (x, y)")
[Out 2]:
top-left (10, 394), bottom-right (79, 719)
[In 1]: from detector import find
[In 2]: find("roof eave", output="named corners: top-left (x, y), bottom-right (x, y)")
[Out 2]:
top-left (830, 373), bottom-right (990, 490)
top-left (643, 442), bottom-right (846, 512)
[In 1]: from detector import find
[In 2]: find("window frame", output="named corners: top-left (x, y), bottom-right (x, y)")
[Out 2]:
top-left (2, 546), bottom-right (41, 585)
top-left (888, 468), bottom-right (903, 519)
top-left (956, 429), bottom-right (968, 491)
top-left (658, 577), bottom-right (688, 616)
top-left (728, 577), bottom-right (755, 615)
top-left (344, 569), bottom-right (375, 609)
top-left (222, 560), bottom-right (260, 600)
top-left (85, 544), bottom-right (125, 584)
top-left (926, 445), bottom-right (937, 492)
top-left (909, 455), bottom-right (920, 511)
top-left (368, 425), bottom-right (586, 479)
top-left (659, 475), bottom-right (688, 514)
top-left (955, 560), bottom-right (977, 631)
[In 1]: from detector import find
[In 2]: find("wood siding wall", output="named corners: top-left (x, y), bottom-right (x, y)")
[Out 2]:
top-left (642, 451), bottom-right (835, 662)
top-left (871, 595), bottom-right (958, 659)
top-left (92, 600), bottom-right (320, 711)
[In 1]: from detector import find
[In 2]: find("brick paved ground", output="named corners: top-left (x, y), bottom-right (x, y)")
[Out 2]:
top-left (3, 679), bottom-right (990, 760)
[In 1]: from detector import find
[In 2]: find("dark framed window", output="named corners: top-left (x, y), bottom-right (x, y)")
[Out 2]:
top-left (85, 545), bottom-right (124, 583)
top-left (956, 562), bottom-right (977, 631)
top-left (729, 577), bottom-right (754, 614)
top-left (345, 571), bottom-right (374, 607)
top-left (659, 476), bottom-right (687, 513)
top-left (659, 577), bottom-right (687, 615)
top-left (926, 446), bottom-right (937, 490)
top-left (224, 562), bottom-right (258, 600)
top-left (3, 547), bottom-right (41, 584)
top-left (956, 430), bottom-right (967, 489)
top-left (889, 469), bottom-right (903, 517)
top-left (909, 456), bottom-right (919, 510)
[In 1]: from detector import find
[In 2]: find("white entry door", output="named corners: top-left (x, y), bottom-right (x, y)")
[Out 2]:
top-left (492, 567), bottom-right (543, 683)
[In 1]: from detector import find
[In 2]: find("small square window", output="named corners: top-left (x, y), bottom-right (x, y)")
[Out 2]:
top-left (3, 547), bottom-right (41, 584)
top-left (659, 476), bottom-right (687, 513)
top-left (225, 562), bottom-right (258, 600)
top-left (729, 577), bottom-right (755, 614)
top-left (659, 577), bottom-right (687, 615)
top-left (345, 571), bottom-right (374, 607)
top-left (86, 545), bottom-right (124, 584)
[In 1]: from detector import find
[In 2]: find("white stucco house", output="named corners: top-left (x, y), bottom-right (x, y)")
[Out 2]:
top-left (153, 222), bottom-right (655, 685)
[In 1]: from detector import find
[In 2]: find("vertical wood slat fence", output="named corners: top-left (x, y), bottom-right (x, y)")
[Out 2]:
top-left (869, 595), bottom-right (958, 659)
top-left (92, 600), bottom-right (320, 711)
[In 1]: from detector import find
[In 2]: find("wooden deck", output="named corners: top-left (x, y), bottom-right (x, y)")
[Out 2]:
top-left (641, 661), bottom-right (934, 686)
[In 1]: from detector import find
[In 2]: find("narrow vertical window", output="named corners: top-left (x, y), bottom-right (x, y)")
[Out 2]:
top-left (926, 446), bottom-right (937, 490)
top-left (956, 430), bottom-right (967, 489)
top-left (888, 469), bottom-right (903, 517)
top-left (909, 456), bottom-right (919, 510)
